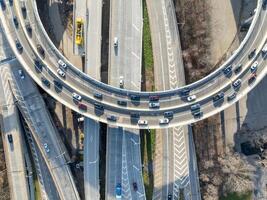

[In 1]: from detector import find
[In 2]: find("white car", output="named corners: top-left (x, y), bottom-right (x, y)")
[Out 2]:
top-left (119, 76), bottom-right (124, 88)
top-left (57, 68), bottom-right (65, 78)
top-left (250, 61), bottom-right (258, 73)
top-left (187, 95), bottom-right (196, 102)
top-left (114, 37), bottom-right (118, 47)
top-left (43, 143), bottom-right (50, 153)
top-left (72, 92), bottom-right (82, 101)
top-left (138, 119), bottom-right (148, 125)
top-left (159, 118), bottom-right (169, 125)
top-left (18, 69), bottom-right (25, 79)
top-left (58, 59), bottom-right (67, 69)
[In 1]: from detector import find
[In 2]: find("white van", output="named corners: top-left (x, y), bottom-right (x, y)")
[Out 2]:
top-left (262, 43), bottom-right (267, 54)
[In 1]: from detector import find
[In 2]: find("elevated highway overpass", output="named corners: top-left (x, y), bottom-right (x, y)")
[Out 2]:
top-left (0, 0), bottom-right (266, 128)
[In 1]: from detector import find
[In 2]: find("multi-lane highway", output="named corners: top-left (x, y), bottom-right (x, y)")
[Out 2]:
top-left (0, 0), bottom-right (265, 128)
top-left (106, 0), bottom-right (145, 199)
top-left (0, 64), bottom-right (30, 200)
top-left (7, 63), bottom-right (80, 200)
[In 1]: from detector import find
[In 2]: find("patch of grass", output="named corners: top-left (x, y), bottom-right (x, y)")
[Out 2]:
top-left (33, 175), bottom-right (41, 200)
top-left (140, 129), bottom-right (155, 200)
top-left (220, 191), bottom-right (252, 200)
top-left (142, 0), bottom-right (154, 70)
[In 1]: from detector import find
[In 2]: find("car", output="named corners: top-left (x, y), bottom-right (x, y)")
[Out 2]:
top-left (132, 182), bottom-right (138, 191)
top-left (232, 79), bottom-right (242, 89)
top-left (222, 65), bottom-right (232, 76)
top-left (54, 80), bottom-right (62, 91)
top-left (20, 0), bottom-right (26, 13)
top-left (107, 115), bottom-right (117, 122)
top-left (159, 118), bottom-right (169, 125)
top-left (130, 95), bottom-right (140, 101)
top-left (130, 113), bottom-right (140, 119)
top-left (168, 194), bottom-right (172, 200)
top-left (190, 103), bottom-right (200, 112)
top-left (15, 39), bottom-right (23, 53)
top-left (149, 95), bottom-right (159, 101)
top-left (114, 37), bottom-right (118, 47)
top-left (138, 119), bottom-right (148, 125)
top-left (41, 77), bottom-right (50, 87)
top-left (248, 73), bottom-right (257, 84)
top-left (78, 103), bottom-right (87, 111)
top-left (18, 69), bottom-right (25, 79)
top-left (37, 44), bottom-right (45, 58)
top-left (34, 59), bottom-right (43, 71)
top-left (115, 183), bottom-right (122, 198)
top-left (193, 111), bottom-right (203, 118)
top-left (9, 0), bottom-right (13, 6)
top-left (234, 64), bottom-right (242, 74)
top-left (180, 88), bottom-right (190, 96)
top-left (250, 61), bottom-right (258, 73)
top-left (72, 92), bottom-right (82, 101)
top-left (119, 76), bottom-right (124, 88)
top-left (77, 117), bottom-right (84, 122)
top-left (44, 143), bottom-right (50, 153)
top-left (149, 102), bottom-right (160, 109)
top-left (94, 103), bottom-right (104, 110)
top-left (227, 92), bottom-right (237, 101)
top-left (94, 93), bottom-right (103, 100)
top-left (13, 16), bottom-right (18, 28)
top-left (0, 0), bottom-right (6, 9)
top-left (7, 134), bottom-right (13, 143)
top-left (164, 111), bottom-right (173, 119)
top-left (187, 95), bottom-right (196, 102)
top-left (248, 48), bottom-right (256, 59)
top-left (261, 43), bottom-right (267, 54)
top-left (58, 59), bottom-right (67, 70)
top-left (25, 23), bottom-right (32, 35)
top-left (213, 91), bottom-right (224, 102)
top-left (263, 0), bottom-right (267, 9)
top-left (117, 100), bottom-right (127, 106)
top-left (57, 68), bottom-right (65, 78)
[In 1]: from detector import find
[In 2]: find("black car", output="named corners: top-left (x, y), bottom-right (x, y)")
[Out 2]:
top-left (130, 113), bottom-right (140, 119)
top-left (37, 44), bottom-right (45, 58)
top-left (190, 103), bottom-right (200, 112)
top-left (94, 103), bottom-right (104, 110)
top-left (222, 65), bottom-right (232, 76)
top-left (13, 16), bottom-right (18, 28)
top-left (248, 48), bottom-right (256, 59)
top-left (93, 93), bottom-right (103, 100)
top-left (41, 77), bottom-right (50, 87)
top-left (263, 0), bottom-right (267, 9)
top-left (227, 92), bottom-right (237, 101)
top-left (25, 23), bottom-right (32, 35)
top-left (117, 100), bottom-right (127, 106)
top-left (180, 88), bottom-right (190, 96)
top-left (0, 0), bottom-right (5, 10)
top-left (164, 111), bottom-right (173, 119)
top-left (132, 182), bottom-right (138, 191)
top-left (15, 39), bottom-right (23, 53)
top-left (248, 73), bottom-right (257, 85)
top-left (130, 95), bottom-right (140, 101)
top-left (234, 64), bottom-right (242, 74)
top-left (7, 134), bottom-right (13, 143)
top-left (34, 59), bottom-right (43, 72)
top-left (168, 194), bottom-right (172, 200)
top-left (193, 111), bottom-right (203, 118)
top-left (213, 91), bottom-right (224, 102)
top-left (9, 0), bottom-right (13, 6)
top-left (107, 115), bottom-right (117, 122)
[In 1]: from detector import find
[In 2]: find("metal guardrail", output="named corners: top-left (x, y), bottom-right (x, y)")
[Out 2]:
top-left (31, 0), bottom-right (263, 97)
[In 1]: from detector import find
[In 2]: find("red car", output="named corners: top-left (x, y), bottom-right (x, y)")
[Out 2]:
top-left (78, 103), bottom-right (87, 111)
top-left (149, 95), bottom-right (159, 101)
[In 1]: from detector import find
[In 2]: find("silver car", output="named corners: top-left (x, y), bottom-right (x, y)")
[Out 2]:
top-left (149, 102), bottom-right (160, 109)
top-left (159, 118), bottom-right (169, 125)
top-left (57, 68), bottom-right (65, 78)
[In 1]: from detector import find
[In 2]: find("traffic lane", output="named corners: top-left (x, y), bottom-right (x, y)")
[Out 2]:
top-left (106, 126), bottom-right (123, 200)
top-left (124, 129), bottom-right (145, 199)
top-left (84, 118), bottom-right (100, 199)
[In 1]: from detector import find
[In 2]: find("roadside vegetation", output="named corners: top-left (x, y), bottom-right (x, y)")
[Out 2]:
top-left (141, 129), bottom-right (155, 200)
top-left (142, 0), bottom-right (154, 91)
top-left (220, 191), bottom-right (252, 200)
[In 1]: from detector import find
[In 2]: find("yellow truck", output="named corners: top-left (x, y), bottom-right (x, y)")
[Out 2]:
top-left (75, 18), bottom-right (83, 45)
